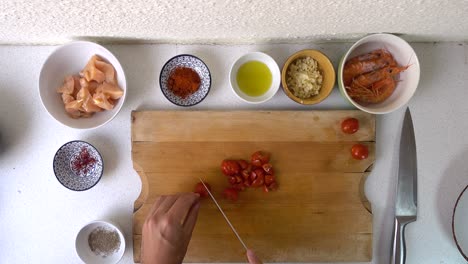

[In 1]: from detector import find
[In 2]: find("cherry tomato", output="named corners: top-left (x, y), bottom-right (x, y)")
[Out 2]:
top-left (268, 182), bottom-right (278, 191)
top-left (265, 175), bottom-right (275, 185)
top-left (341, 118), bottom-right (359, 134)
top-left (228, 176), bottom-right (236, 185)
top-left (238, 159), bottom-right (249, 170)
top-left (235, 175), bottom-right (243, 183)
top-left (223, 187), bottom-right (239, 201)
top-left (251, 151), bottom-right (270, 165)
top-left (250, 170), bottom-right (258, 181)
top-left (251, 173), bottom-right (264, 187)
top-left (262, 163), bottom-right (274, 174)
top-left (351, 144), bottom-right (369, 160)
top-left (242, 169), bottom-right (250, 179)
top-left (194, 182), bottom-right (211, 198)
top-left (221, 160), bottom-right (240, 176)
top-left (263, 185), bottom-right (270, 193)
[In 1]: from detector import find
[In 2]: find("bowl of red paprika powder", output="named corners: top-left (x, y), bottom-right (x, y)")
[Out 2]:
top-left (159, 54), bottom-right (211, 107)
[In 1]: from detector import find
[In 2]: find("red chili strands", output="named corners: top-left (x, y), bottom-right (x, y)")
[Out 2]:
top-left (71, 147), bottom-right (96, 176)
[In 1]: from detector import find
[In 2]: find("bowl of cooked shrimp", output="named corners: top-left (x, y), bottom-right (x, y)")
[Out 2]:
top-left (39, 41), bottom-right (127, 129)
top-left (338, 33), bottom-right (420, 114)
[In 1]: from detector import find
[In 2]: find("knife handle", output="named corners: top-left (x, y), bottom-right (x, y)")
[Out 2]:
top-left (391, 218), bottom-right (408, 264)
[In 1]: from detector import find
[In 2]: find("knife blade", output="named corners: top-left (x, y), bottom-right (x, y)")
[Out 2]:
top-left (198, 177), bottom-right (248, 251)
top-left (391, 108), bottom-right (418, 264)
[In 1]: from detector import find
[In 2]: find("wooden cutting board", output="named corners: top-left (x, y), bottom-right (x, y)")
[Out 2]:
top-left (132, 110), bottom-right (375, 263)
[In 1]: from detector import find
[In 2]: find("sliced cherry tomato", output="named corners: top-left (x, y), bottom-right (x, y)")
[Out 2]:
top-left (251, 159), bottom-right (262, 167)
top-left (251, 151), bottom-right (270, 165)
top-left (221, 160), bottom-right (240, 176)
top-left (235, 175), bottom-right (243, 183)
top-left (265, 175), bottom-right (275, 185)
top-left (250, 170), bottom-right (258, 181)
top-left (242, 169), bottom-right (250, 179)
top-left (238, 159), bottom-right (249, 170)
top-left (351, 144), bottom-right (369, 160)
top-left (194, 182), bottom-right (211, 198)
top-left (228, 176), bottom-right (236, 185)
top-left (262, 163), bottom-right (274, 174)
top-left (341, 118), bottom-right (359, 134)
top-left (263, 184), bottom-right (270, 193)
top-left (268, 182), bottom-right (278, 191)
top-left (251, 173), bottom-right (264, 187)
top-left (223, 187), bottom-right (239, 201)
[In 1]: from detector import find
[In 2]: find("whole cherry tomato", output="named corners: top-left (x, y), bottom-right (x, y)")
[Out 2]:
top-left (194, 182), bottom-right (211, 198)
top-left (221, 160), bottom-right (240, 176)
top-left (351, 144), bottom-right (369, 160)
top-left (341, 118), bottom-right (359, 134)
top-left (223, 187), bottom-right (239, 201)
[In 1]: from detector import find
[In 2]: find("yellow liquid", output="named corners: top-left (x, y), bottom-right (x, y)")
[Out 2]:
top-left (236, 61), bottom-right (272, 97)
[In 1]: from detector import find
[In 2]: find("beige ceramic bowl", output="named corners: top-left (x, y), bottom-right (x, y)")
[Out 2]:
top-left (281, 49), bottom-right (335, 105)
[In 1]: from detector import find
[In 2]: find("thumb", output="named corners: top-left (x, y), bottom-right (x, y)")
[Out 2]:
top-left (246, 249), bottom-right (263, 264)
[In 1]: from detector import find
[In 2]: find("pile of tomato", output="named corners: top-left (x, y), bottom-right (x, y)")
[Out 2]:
top-left (221, 150), bottom-right (278, 198)
top-left (194, 151), bottom-right (278, 202)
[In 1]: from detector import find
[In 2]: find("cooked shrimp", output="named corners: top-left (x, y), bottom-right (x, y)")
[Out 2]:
top-left (347, 77), bottom-right (396, 104)
top-left (343, 49), bottom-right (398, 85)
top-left (348, 65), bottom-right (409, 89)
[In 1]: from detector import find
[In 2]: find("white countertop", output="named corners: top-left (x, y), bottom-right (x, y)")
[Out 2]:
top-left (0, 42), bottom-right (467, 264)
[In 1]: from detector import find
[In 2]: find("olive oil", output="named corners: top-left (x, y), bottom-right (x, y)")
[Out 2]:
top-left (236, 61), bottom-right (272, 97)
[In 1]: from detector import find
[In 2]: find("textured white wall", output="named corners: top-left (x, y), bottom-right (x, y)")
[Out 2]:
top-left (0, 0), bottom-right (467, 44)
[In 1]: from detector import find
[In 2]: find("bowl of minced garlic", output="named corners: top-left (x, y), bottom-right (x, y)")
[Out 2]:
top-left (281, 49), bottom-right (335, 105)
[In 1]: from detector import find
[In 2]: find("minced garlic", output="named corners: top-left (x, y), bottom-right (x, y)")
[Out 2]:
top-left (286, 56), bottom-right (323, 99)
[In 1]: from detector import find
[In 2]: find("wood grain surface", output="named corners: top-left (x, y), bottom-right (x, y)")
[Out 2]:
top-left (132, 110), bottom-right (375, 263)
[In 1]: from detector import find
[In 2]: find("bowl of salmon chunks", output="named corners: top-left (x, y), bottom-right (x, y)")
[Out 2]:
top-left (39, 41), bottom-right (127, 129)
top-left (338, 33), bottom-right (420, 114)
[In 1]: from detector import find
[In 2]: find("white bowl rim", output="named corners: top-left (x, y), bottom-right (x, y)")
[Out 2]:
top-left (338, 33), bottom-right (420, 114)
top-left (39, 41), bottom-right (127, 129)
top-left (453, 185), bottom-right (468, 261)
top-left (229, 51), bottom-right (281, 104)
top-left (75, 220), bottom-right (126, 264)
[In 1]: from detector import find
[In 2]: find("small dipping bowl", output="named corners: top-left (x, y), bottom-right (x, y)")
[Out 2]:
top-left (159, 54), bottom-right (211, 107)
top-left (76, 220), bottom-right (125, 264)
top-left (230, 52), bottom-right (281, 104)
top-left (53, 140), bottom-right (103, 191)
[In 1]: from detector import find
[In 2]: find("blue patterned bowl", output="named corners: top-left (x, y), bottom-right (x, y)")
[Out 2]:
top-left (53, 140), bottom-right (103, 191)
top-left (159, 54), bottom-right (211, 107)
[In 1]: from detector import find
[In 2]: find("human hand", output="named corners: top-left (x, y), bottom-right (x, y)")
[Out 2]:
top-left (141, 193), bottom-right (200, 264)
top-left (247, 249), bottom-right (263, 264)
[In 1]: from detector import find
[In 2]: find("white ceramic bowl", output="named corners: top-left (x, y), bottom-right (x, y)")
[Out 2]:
top-left (39, 41), bottom-right (127, 129)
top-left (338, 33), bottom-right (420, 114)
top-left (230, 52), bottom-right (281, 104)
top-left (453, 185), bottom-right (468, 261)
top-left (76, 221), bottom-right (125, 264)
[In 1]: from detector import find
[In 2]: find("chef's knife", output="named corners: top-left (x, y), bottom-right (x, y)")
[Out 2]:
top-left (198, 178), bottom-right (248, 251)
top-left (391, 108), bottom-right (418, 264)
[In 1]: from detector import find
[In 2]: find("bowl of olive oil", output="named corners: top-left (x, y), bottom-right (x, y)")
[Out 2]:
top-left (230, 52), bottom-right (281, 104)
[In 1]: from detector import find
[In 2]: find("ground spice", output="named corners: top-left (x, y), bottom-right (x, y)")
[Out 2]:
top-left (71, 147), bottom-right (96, 176)
top-left (167, 67), bottom-right (201, 98)
top-left (88, 226), bottom-right (121, 257)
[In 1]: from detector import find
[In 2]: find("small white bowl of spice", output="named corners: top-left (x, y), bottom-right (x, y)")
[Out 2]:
top-left (76, 221), bottom-right (125, 264)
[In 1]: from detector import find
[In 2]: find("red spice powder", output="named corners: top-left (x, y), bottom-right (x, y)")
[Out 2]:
top-left (167, 67), bottom-right (201, 98)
